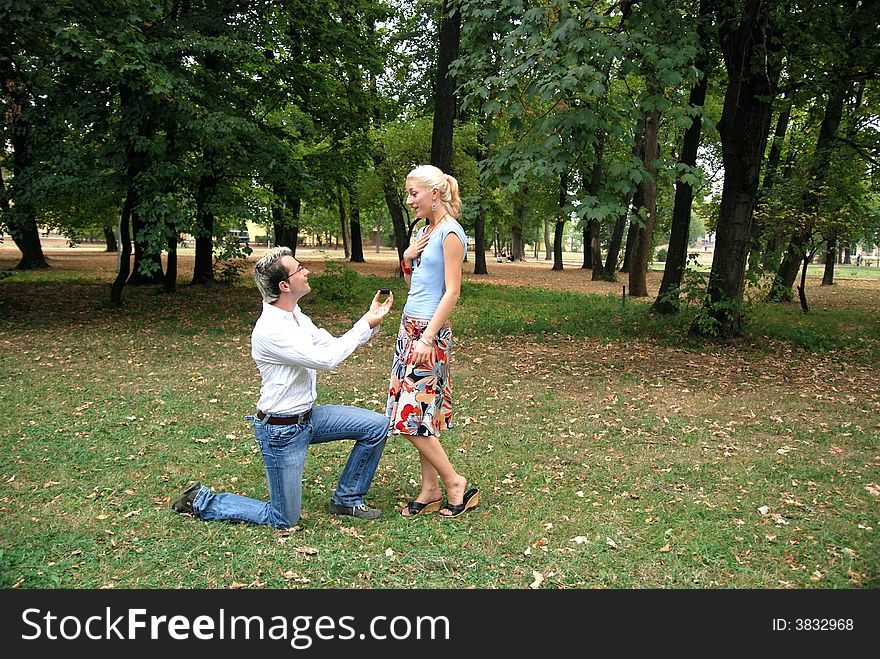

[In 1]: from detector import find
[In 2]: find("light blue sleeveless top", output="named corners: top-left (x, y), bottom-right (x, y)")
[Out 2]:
top-left (403, 220), bottom-right (468, 320)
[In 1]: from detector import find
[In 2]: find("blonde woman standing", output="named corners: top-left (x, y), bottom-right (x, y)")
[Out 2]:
top-left (386, 165), bottom-right (479, 518)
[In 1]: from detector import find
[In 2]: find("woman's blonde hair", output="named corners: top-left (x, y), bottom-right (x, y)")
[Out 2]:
top-left (406, 165), bottom-right (461, 219)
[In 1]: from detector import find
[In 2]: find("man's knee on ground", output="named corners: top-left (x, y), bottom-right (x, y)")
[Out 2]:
top-left (270, 511), bottom-right (300, 529)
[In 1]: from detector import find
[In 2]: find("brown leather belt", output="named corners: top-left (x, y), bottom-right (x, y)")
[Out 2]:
top-left (256, 409), bottom-right (312, 425)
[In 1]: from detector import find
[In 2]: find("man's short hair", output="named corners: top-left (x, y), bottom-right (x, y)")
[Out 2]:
top-left (254, 246), bottom-right (293, 303)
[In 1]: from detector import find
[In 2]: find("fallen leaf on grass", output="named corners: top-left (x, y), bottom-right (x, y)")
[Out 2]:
top-left (230, 581), bottom-right (249, 589)
top-left (865, 483), bottom-right (880, 497)
top-left (529, 571), bottom-right (544, 589)
top-left (770, 513), bottom-right (789, 525)
top-left (571, 536), bottom-right (589, 545)
top-left (606, 538), bottom-right (618, 549)
top-left (659, 543), bottom-right (671, 553)
top-left (279, 570), bottom-right (310, 583)
top-left (295, 547), bottom-right (318, 555)
top-left (757, 505), bottom-right (770, 515)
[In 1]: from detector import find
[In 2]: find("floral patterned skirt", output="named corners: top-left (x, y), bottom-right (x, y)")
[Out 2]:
top-left (385, 314), bottom-right (454, 437)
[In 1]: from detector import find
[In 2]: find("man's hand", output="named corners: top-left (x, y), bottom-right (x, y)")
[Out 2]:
top-left (362, 290), bottom-right (393, 328)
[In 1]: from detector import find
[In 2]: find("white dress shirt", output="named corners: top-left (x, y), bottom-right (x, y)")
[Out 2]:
top-left (251, 302), bottom-right (380, 415)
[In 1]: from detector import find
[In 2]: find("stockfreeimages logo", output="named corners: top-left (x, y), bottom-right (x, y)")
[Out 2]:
top-left (20, 608), bottom-right (451, 649)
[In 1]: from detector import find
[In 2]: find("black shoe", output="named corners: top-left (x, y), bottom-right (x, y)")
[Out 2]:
top-left (327, 500), bottom-right (382, 520)
top-left (171, 481), bottom-right (202, 514)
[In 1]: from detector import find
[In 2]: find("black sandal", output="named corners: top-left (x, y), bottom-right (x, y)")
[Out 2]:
top-left (440, 488), bottom-right (479, 518)
top-left (401, 498), bottom-right (443, 517)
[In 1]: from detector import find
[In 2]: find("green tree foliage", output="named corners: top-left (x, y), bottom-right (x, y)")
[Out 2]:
top-left (3, 0), bottom-right (877, 340)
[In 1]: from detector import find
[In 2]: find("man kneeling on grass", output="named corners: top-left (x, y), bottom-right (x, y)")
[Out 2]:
top-left (171, 247), bottom-right (393, 526)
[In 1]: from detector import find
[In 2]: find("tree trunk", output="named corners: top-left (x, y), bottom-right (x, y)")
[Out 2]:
top-left (552, 171), bottom-right (568, 271)
top-left (127, 209), bottom-right (164, 285)
top-left (621, 118), bottom-right (647, 276)
top-left (349, 186), bottom-right (365, 263)
top-left (271, 205), bottom-right (284, 251)
top-left (385, 178), bottom-right (409, 266)
top-left (273, 195), bottom-right (301, 254)
top-left (10, 212), bottom-right (48, 270)
top-left (821, 230), bottom-right (836, 286)
top-left (797, 253), bottom-right (810, 313)
top-left (373, 151), bottom-right (409, 268)
top-left (164, 226), bottom-right (178, 294)
top-left (630, 108), bottom-right (660, 298)
top-left (337, 185), bottom-right (351, 259)
top-left (110, 188), bottom-right (134, 306)
top-left (431, 0), bottom-right (461, 174)
top-left (621, 217), bottom-right (638, 274)
top-left (768, 78), bottom-right (847, 301)
top-left (511, 225), bottom-right (525, 260)
top-left (103, 226), bottom-right (118, 252)
top-left (2, 61), bottom-right (49, 270)
top-left (511, 193), bottom-right (526, 261)
top-left (368, 64), bottom-right (409, 269)
top-left (601, 194), bottom-right (632, 281)
top-left (471, 128), bottom-right (490, 274)
top-left (5, 132), bottom-right (47, 269)
top-left (761, 149), bottom-right (796, 275)
top-left (191, 172), bottom-right (216, 285)
top-left (750, 97), bottom-right (791, 272)
top-left (762, 102), bottom-right (791, 195)
top-left (543, 217), bottom-right (552, 260)
top-left (704, 0), bottom-right (780, 337)
top-left (770, 237), bottom-right (803, 302)
top-left (552, 220), bottom-right (566, 271)
top-left (584, 133), bottom-right (605, 279)
top-left (473, 202), bottom-right (487, 274)
top-left (160, 118), bottom-right (180, 293)
top-left (654, 9), bottom-right (710, 314)
top-left (582, 224), bottom-right (592, 270)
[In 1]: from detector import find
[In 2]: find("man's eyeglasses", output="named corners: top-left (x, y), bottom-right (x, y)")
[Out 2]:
top-left (284, 263), bottom-right (306, 280)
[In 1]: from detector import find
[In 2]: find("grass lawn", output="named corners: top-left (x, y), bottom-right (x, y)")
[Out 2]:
top-left (0, 250), bottom-right (877, 590)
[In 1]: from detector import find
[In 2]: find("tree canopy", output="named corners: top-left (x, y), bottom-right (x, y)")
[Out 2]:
top-left (2, 0), bottom-right (877, 335)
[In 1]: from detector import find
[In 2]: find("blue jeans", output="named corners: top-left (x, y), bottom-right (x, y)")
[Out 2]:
top-left (191, 405), bottom-right (388, 528)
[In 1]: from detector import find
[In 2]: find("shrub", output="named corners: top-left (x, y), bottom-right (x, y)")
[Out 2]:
top-left (310, 258), bottom-right (363, 303)
top-left (215, 258), bottom-right (249, 284)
